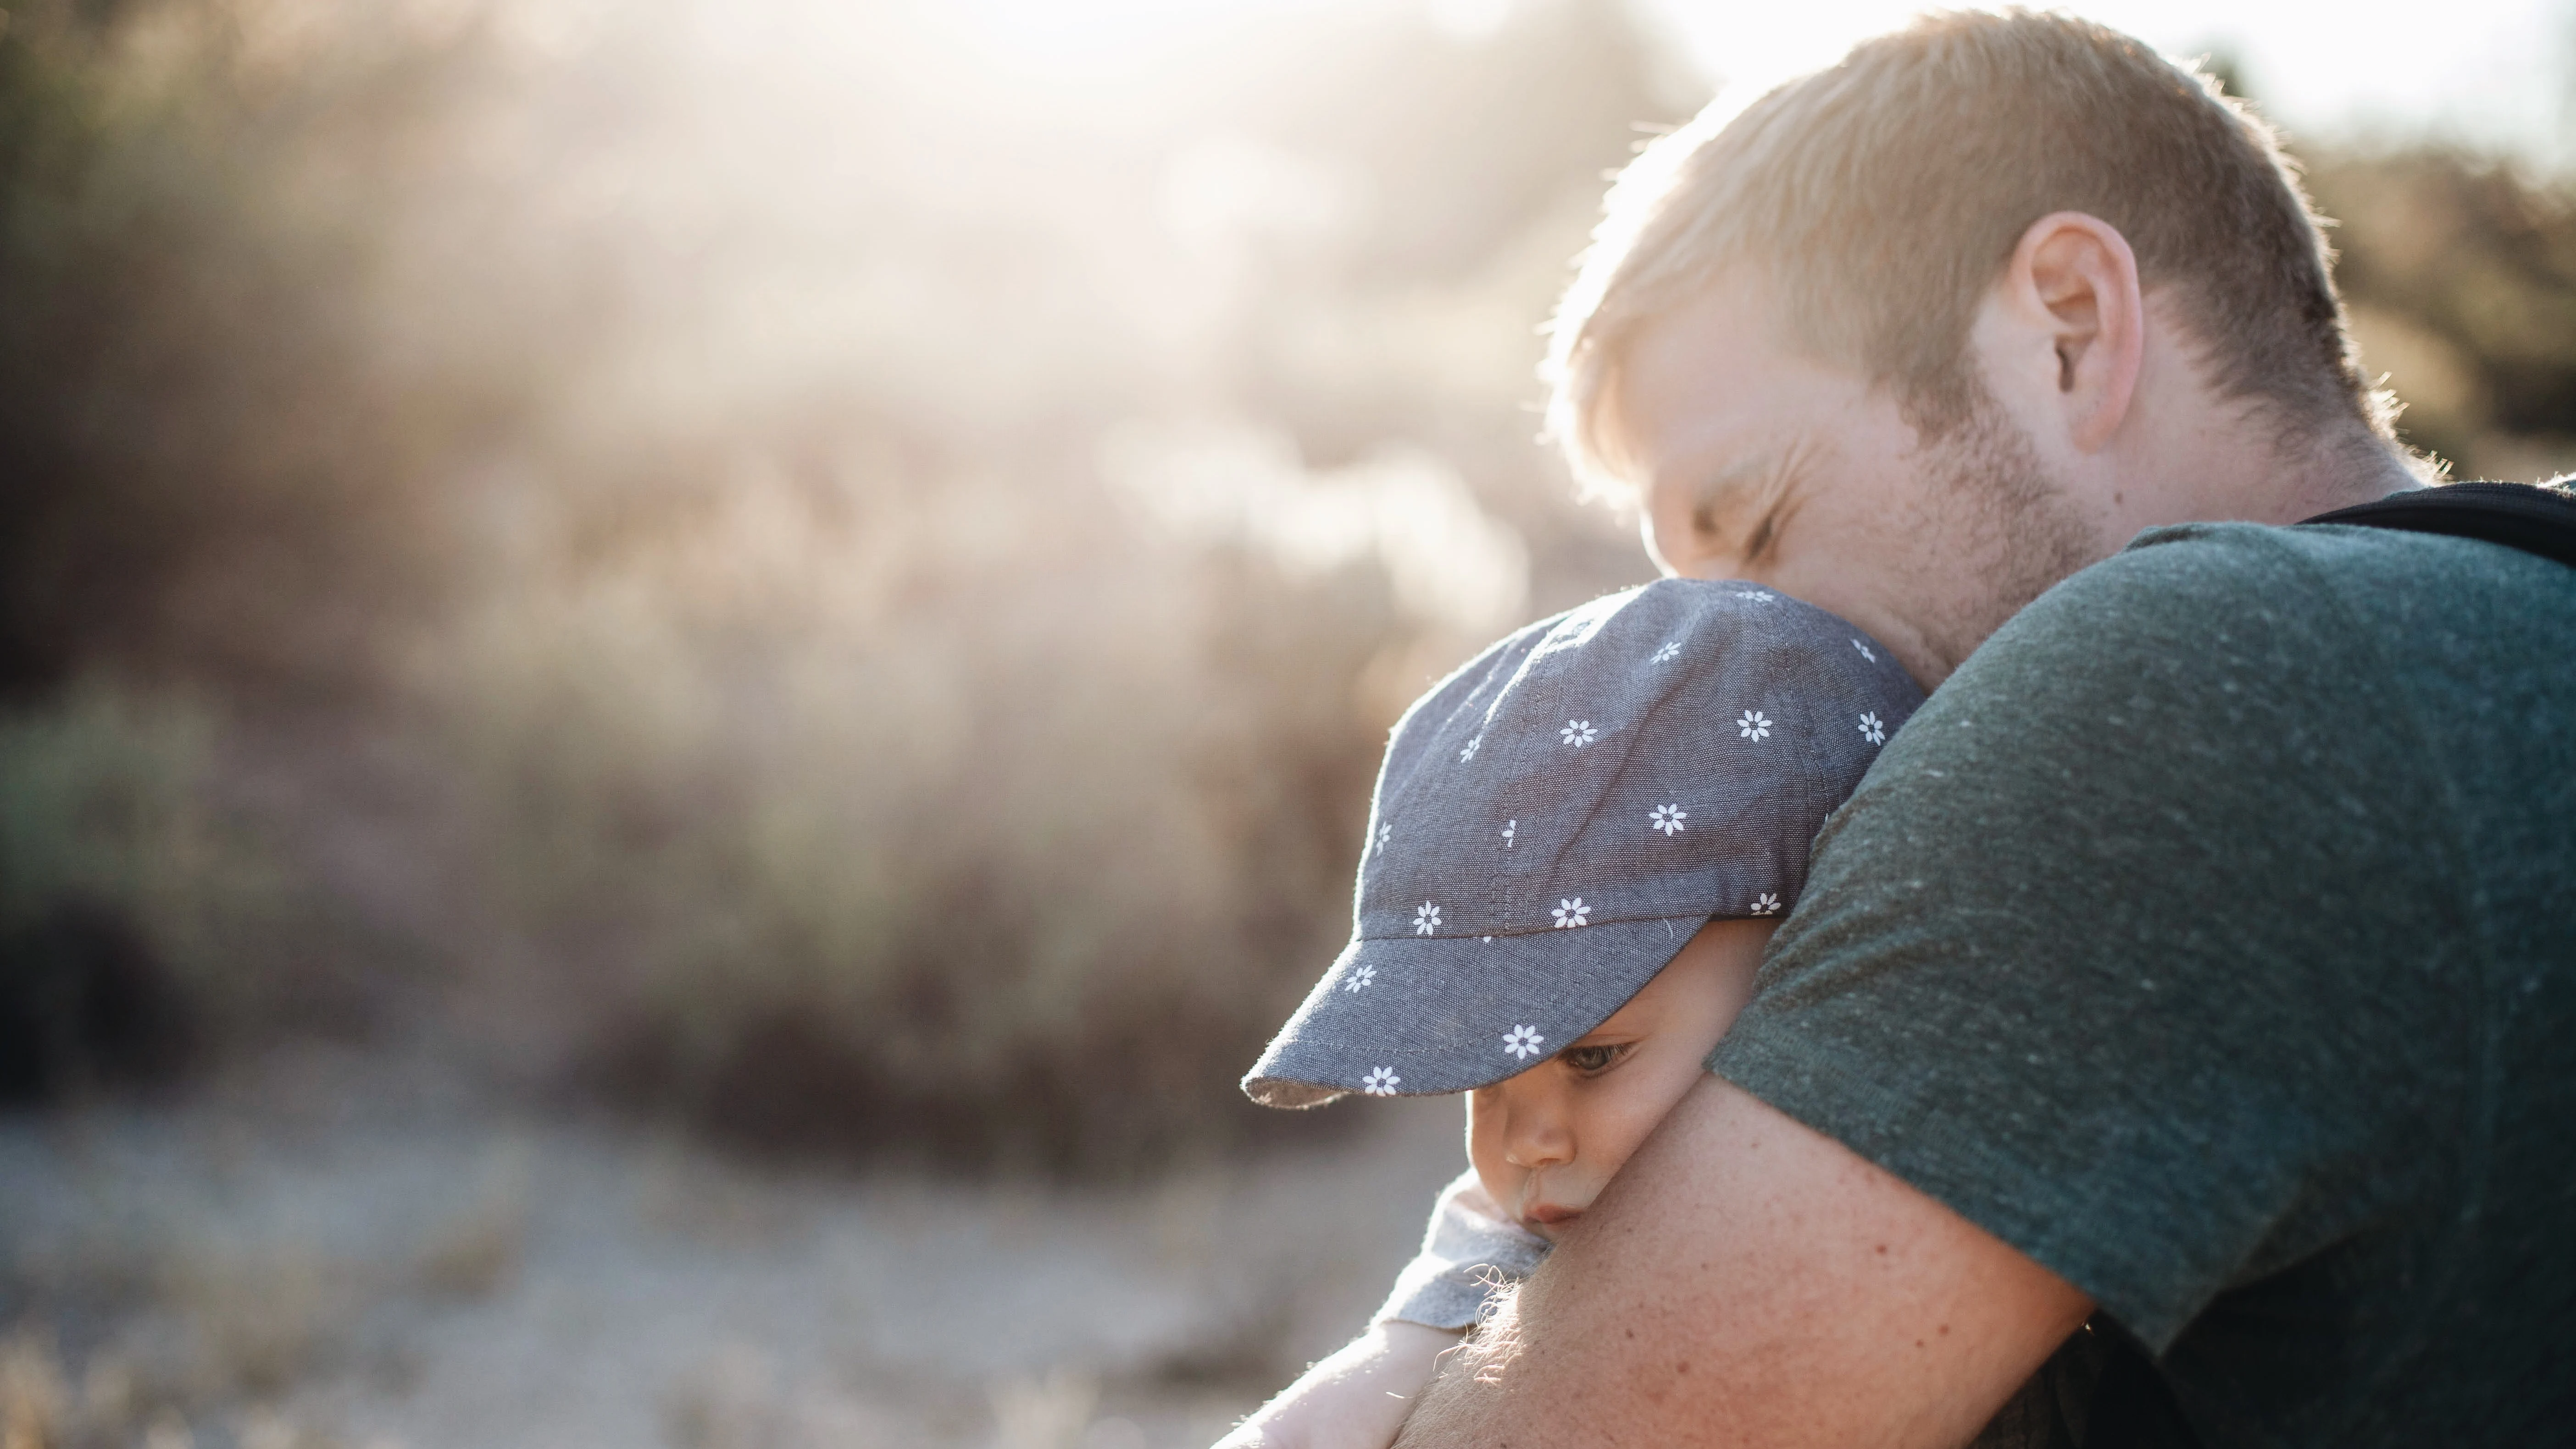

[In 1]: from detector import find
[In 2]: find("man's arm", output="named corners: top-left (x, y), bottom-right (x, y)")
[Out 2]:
top-left (1393, 1077), bottom-right (2091, 1449)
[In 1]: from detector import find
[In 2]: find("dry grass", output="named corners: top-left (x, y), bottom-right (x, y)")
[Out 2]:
top-left (988, 1369), bottom-right (1101, 1449)
top-left (0, 1136), bottom-right (538, 1449)
top-left (0, 1324), bottom-right (371, 1449)
top-left (407, 1142), bottom-right (532, 1301)
top-left (0, 1079), bottom-right (1466, 1449)
top-left (0, 1247), bottom-right (370, 1447)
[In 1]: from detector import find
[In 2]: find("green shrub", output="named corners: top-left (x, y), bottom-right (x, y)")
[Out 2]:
top-left (0, 680), bottom-right (304, 1097)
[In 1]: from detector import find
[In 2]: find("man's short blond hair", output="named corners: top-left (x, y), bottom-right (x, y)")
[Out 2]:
top-left (1546, 9), bottom-right (2390, 494)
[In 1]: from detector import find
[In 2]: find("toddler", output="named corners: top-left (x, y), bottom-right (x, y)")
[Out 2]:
top-left (1218, 577), bottom-right (1924, 1449)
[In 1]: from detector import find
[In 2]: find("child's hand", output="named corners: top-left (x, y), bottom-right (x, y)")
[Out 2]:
top-left (1210, 1321), bottom-right (1461, 1449)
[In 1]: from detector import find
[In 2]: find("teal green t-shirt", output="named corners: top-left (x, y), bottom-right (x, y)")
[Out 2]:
top-left (1712, 521), bottom-right (2576, 1445)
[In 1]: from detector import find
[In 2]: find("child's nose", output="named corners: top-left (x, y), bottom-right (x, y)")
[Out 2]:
top-left (1502, 1092), bottom-right (1574, 1171)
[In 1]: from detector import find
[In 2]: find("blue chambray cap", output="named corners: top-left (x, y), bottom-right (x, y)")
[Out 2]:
top-left (1243, 578), bottom-right (1925, 1108)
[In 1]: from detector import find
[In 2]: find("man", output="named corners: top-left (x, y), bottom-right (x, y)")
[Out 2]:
top-left (1393, 12), bottom-right (2574, 1448)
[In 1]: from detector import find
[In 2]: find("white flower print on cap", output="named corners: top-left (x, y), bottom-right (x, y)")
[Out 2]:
top-left (1238, 575), bottom-right (1927, 1110)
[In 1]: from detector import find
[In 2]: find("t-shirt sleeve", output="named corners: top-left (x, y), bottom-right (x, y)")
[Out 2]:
top-left (1709, 524), bottom-right (2476, 1351)
top-left (1374, 1168), bottom-right (1553, 1330)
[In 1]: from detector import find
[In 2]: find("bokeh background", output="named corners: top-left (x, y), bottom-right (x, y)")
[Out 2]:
top-left (4, 0), bottom-right (2574, 1445)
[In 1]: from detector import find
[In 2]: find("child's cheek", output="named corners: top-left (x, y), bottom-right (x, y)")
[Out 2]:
top-left (1465, 1094), bottom-right (1520, 1210)
top-left (1580, 1065), bottom-right (1691, 1185)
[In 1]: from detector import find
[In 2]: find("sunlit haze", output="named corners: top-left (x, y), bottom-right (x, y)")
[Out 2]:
top-left (8, 0), bottom-right (2576, 1443)
top-left (1645, 0), bottom-right (2575, 164)
top-left (945, 0), bottom-right (2575, 162)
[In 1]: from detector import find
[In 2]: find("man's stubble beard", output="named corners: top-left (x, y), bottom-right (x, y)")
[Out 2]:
top-left (1900, 392), bottom-right (2108, 680)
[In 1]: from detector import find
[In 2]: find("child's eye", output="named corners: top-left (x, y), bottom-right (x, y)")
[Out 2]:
top-left (1558, 1042), bottom-right (1630, 1076)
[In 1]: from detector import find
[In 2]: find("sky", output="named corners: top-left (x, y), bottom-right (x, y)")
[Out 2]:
top-left (1638, 0), bottom-right (2574, 166)
top-left (947, 0), bottom-right (2576, 167)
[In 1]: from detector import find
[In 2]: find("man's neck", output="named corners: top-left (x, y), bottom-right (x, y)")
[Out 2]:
top-left (2137, 417), bottom-right (2420, 533)
top-left (2230, 421), bottom-right (2422, 525)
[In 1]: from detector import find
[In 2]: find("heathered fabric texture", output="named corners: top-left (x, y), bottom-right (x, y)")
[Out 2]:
top-left (1245, 577), bottom-right (1923, 1107)
top-left (1712, 522), bottom-right (2576, 1447)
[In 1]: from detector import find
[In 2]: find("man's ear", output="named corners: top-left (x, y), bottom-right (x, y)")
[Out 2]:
top-left (1989, 211), bottom-right (2144, 454)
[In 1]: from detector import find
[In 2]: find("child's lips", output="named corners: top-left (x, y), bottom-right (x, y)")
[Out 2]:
top-left (1524, 1203), bottom-right (1583, 1232)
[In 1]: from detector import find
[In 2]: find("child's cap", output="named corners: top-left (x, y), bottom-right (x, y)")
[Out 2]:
top-left (1243, 578), bottom-right (1925, 1108)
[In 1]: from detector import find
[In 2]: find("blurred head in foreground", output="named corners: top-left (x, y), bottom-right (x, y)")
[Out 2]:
top-left (1244, 579), bottom-right (1923, 1237)
top-left (1546, 9), bottom-right (2411, 690)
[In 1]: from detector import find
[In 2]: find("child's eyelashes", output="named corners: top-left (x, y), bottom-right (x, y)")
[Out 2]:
top-left (1557, 1041), bottom-right (1634, 1076)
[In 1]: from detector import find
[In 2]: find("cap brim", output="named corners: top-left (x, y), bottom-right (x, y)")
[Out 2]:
top-left (1242, 916), bottom-right (1710, 1108)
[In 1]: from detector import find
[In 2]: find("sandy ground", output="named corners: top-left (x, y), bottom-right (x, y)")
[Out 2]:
top-left (0, 1049), bottom-right (1466, 1449)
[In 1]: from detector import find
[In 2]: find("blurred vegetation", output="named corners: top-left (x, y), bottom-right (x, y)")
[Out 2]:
top-left (0, 682), bottom-right (233, 1097)
top-left (2312, 150), bottom-right (2576, 476)
top-left (0, 0), bottom-right (536, 695)
top-left (2, 0), bottom-right (2572, 1173)
top-left (0, 0), bottom-right (1679, 1174)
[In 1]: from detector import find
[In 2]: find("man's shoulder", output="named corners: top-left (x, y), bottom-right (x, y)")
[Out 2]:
top-left (2039, 512), bottom-right (2568, 616)
top-left (1822, 512), bottom-right (2572, 933)
top-left (2018, 518), bottom-right (2426, 627)
top-left (1919, 522), bottom-right (2355, 743)
top-left (1944, 516), bottom-right (2569, 720)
